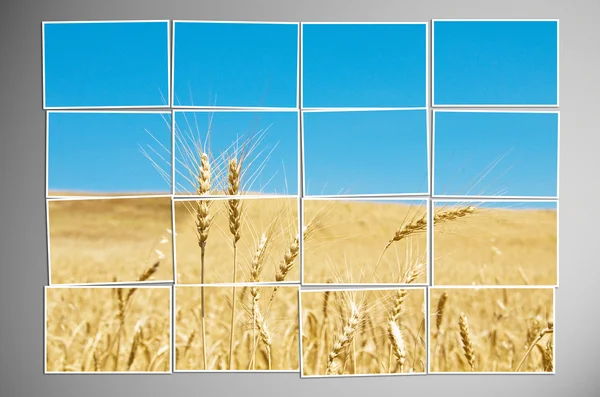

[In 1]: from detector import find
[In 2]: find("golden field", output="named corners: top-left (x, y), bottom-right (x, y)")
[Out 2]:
top-left (303, 199), bottom-right (428, 284)
top-left (48, 197), bottom-right (556, 286)
top-left (429, 288), bottom-right (554, 373)
top-left (174, 197), bottom-right (299, 284)
top-left (45, 286), bottom-right (171, 373)
top-left (301, 288), bottom-right (426, 376)
top-left (433, 203), bottom-right (557, 285)
top-left (175, 285), bottom-right (299, 371)
top-left (45, 194), bottom-right (557, 374)
top-left (47, 196), bottom-right (174, 284)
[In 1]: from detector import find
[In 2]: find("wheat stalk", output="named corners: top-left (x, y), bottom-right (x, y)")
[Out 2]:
top-left (227, 157), bottom-right (242, 370)
top-left (515, 321), bottom-right (553, 372)
top-left (111, 258), bottom-right (161, 371)
top-left (196, 152), bottom-right (212, 371)
top-left (249, 234), bottom-right (268, 370)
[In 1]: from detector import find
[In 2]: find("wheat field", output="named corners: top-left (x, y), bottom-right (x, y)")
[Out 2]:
top-left (44, 114), bottom-right (557, 375)
top-left (45, 286), bottom-right (171, 373)
top-left (174, 197), bottom-right (299, 284)
top-left (301, 288), bottom-right (426, 376)
top-left (429, 288), bottom-right (554, 373)
top-left (303, 199), bottom-right (428, 284)
top-left (175, 285), bottom-right (299, 371)
top-left (45, 195), bottom-right (557, 373)
top-left (433, 203), bottom-right (557, 286)
top-left (47, 196), bottom-right (174, 285)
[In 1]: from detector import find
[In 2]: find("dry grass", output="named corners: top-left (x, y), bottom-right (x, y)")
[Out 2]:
top-left (47, 197), bottom-right (174, 284)
top-left (175, 285), bottom-right (299, 371)
top-left (430, 288), bottom-right (554, 373)
top-left (301, 288), bottom-right (426, 376)
top-left (433, 203), bottom-right (557, 285)
top-left (45, 286), bottom-right (171, 373)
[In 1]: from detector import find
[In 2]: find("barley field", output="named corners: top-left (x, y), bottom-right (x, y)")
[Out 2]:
top-left (429, 287), bottom-right (554, 373)
top-left (433, 202), bottom-right (557, 285)
top-left (45, 286), bottom-right (171, 373)
top-left (300, 288), bottom-right (426, 376)
top-left (175, 285), bottom-right (299, 371)
top-left (47, 196), bottom-right (174, 285)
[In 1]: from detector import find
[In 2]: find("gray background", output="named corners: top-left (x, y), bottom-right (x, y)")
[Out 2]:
top-left (1, 0), bottom-right (598, 395)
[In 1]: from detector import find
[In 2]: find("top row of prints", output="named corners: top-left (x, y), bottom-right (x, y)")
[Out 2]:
top-left (42, 20), bottom-right (559, 109)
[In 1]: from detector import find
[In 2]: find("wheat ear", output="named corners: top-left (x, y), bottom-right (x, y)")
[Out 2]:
top-left (326, 301), bottom-right (361, 375)
top-left (269, 225), bottom-right (311, 304)
top-left (125, 260), bottom-right (160, 302)
top-left (373, 206), bottom-right (476, 279)
top-left (254, 306), bottom-right (272, 370)
top-left (126, 321), bottom-right (143, 370)
top-left (387, 319), bottom-right (407, 373)
top-left (459, 313), bottom-right (475, 371)
top-left (432, 291), bottom-right (449, 372)
top-left (390, 205), bottom-right (476, 248)
top-left (436, 291), bottom-right (448, 333)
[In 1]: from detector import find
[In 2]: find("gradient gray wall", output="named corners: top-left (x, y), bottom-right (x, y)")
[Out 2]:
top-left (1, 0), bottom-right (598, 395)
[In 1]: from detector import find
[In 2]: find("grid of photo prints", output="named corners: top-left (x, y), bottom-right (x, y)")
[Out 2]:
top-left (43, 19), bottom-right (559, 376)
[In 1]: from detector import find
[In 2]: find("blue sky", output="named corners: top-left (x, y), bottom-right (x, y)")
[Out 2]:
top-left (44, 22), bottom-right (169, 108)
top-left (329, 199), bottom-right (557, 210)
top-left (47, 112), bottom-right (172, 194)
top-left (174, 111), bottom-right (298, 195)
top-left (44, 21), bottom-right (559, 199)
top-left (174, 22), bottom-right (298, 108)
top-left (434, 20), bottom-right (558, 105)
top-left (303, 23), bottom-right (426, 108)
top-left (434, 111), bottom-right (558, 198)
top-left (303, 110), bottom-right (428, 195)
top-left (434, 201), bottom-right (557, 210)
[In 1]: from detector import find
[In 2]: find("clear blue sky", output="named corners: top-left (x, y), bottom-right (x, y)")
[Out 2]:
top-left (434, 201), bottom-right (557, 210)
top-left (433, 20), bottom-right (558, 106)
top-left (303, 110), bottom-right (428, 195)
top-left (434, 111), bottom-right (558, 197)
top-left (44, 22), bottom-right (169, 108)
top-left (174, 111), bottom-right (298, 195)
top-left (45, 21), bottom-right (559, 198)
top-left (174, 22), bottom-right (298, 108)
top-left (302, 23), bottom-right (426, 108)
top-left (47, 112), bottom-right (172, 194)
